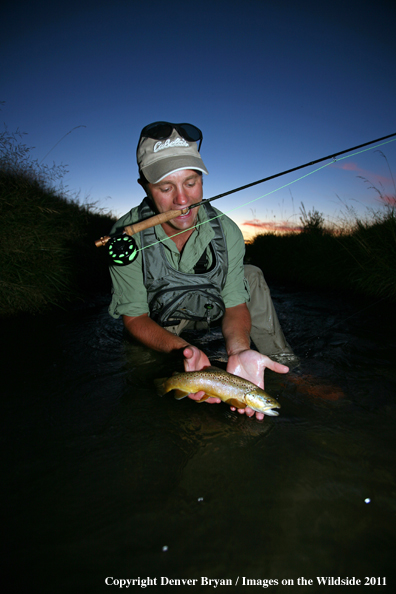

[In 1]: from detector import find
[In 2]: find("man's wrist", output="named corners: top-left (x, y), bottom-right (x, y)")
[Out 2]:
top-left (226, 342), bottom-right (251, 358)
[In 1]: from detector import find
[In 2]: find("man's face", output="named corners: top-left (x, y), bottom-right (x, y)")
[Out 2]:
top-left (146, 169), bottom-right (203, 235)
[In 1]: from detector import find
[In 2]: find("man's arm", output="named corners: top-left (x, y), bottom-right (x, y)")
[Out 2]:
top-left (123, 314), bottom-right (221, 403)
top-left (222, 303), bottom-right (251, 355)
top-left (123, 313), bottom-right (187, 353)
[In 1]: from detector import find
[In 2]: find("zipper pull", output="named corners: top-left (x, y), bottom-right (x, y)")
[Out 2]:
top-left (204, 303), bottom-right (214, 328)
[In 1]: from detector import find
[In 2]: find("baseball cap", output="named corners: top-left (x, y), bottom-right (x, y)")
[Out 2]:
top-left (137, 125), bottom-right (209, 184)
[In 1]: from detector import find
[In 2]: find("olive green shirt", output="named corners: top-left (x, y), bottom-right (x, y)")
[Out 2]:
top-left (108, 202), bottom-right (250, 319)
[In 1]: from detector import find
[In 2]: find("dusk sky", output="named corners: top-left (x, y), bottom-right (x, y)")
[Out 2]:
top-left (2, 0), bottom-right (396, 240)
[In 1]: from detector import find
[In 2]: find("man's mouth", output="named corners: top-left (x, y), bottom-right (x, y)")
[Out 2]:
top-left (175, 208), bottom-right (193, 219)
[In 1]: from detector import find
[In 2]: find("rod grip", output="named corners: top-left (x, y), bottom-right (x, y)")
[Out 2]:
top-left (124, 208), bottom-right (188, 236)
top-left (94, 208), bottom-right (188, 247)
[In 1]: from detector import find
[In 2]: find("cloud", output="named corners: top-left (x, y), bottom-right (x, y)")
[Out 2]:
top-left (242, 219), bottom-right (302, 233)
top-left (335, 161), bottom-right (392, 188)
top-left (339, 162), bottom-right (362, 171)
top-left (381, 194), bottom-right (396, 206)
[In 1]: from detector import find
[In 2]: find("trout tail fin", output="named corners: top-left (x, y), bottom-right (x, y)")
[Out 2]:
top-left (154, 378), bottom-right (169, 397)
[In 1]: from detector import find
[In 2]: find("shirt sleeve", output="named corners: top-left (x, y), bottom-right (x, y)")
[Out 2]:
top-left (108, 251), bottom-right (150, 318)
top-left (108, 207), bottom-right (149, 319)
top-left (220, 215), bottom-right (251, 308)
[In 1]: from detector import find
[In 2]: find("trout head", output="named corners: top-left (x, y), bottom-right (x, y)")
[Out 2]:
top-left (245, 390), bottom-right (281, 416)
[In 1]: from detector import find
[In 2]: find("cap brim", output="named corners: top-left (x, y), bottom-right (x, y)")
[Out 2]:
top-left (141, 155), bottom-right (209, 184)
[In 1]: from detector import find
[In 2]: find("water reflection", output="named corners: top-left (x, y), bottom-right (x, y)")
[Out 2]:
top-left (2, 287), bottom-right (396, 592)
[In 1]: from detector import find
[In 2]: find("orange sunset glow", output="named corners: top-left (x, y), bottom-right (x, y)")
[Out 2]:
top-left (241, 219), bottom-right (302, 241)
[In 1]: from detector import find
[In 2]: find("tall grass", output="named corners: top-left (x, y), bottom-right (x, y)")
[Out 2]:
top-left (0, 125), bottom-right (115, 316)
top-left (345, 205), bottom-right (396, 299)
top-left (246, 198), bottom-right (396, 302)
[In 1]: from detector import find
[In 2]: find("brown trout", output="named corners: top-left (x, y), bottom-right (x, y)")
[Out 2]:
top-left (154, 366), bottom-right (281, 416)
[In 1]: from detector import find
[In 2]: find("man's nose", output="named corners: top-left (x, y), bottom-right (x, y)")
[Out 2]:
top-left (174, 186), bottom-right (189, 205)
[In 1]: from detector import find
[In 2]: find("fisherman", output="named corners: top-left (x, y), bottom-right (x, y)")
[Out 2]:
top-left (109, 121), bottom-right (295, 419)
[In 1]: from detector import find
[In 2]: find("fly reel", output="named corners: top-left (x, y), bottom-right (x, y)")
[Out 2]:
top-left (108, 234), bottom-right (138, 266)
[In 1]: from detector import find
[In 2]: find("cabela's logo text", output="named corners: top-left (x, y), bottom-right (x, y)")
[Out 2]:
top-left (154, 138), bottom-right (189, 152)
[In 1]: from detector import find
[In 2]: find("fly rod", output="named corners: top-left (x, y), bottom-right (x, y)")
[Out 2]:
top-left (95, 131), bottom-right (396, 261)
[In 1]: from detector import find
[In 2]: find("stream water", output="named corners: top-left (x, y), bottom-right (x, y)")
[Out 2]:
top-left (2, 284), bottom-right (396, 593)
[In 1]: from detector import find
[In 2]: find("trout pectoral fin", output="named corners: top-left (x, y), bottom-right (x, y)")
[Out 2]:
top-left (227, 398), bottom-right (247, 409)
top-left (196, 393), bottom-right (211, 403)
top-left (173, 389), bottom-right (190, 400)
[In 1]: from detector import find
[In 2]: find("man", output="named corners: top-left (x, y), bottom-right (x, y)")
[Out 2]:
top-left (109, 121), bottom-right (294, 420)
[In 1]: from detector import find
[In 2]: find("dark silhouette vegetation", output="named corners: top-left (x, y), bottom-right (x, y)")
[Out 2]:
top-left (246, 196), bottom-right (396, 302)
top-left (0, 124), bottom-right (116, 316)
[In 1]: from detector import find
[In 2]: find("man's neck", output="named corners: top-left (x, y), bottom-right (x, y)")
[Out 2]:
top-left (166, 226), bottom-right (195, 253)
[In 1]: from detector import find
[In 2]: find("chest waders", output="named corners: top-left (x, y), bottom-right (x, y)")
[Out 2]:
top-left (139, 199), bottom-right (228, 327)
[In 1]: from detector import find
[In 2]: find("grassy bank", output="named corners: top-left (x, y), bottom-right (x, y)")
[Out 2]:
top-left (246, 203), bottom-right (396, 302)
top-left (0, 127), bottom-right (115, 316)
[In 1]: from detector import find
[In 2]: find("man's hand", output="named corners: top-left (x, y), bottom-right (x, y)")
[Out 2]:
top-left (183, 345), bottom-right (221, 404)
top-left (227, 349), bottom-right (289, 420)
